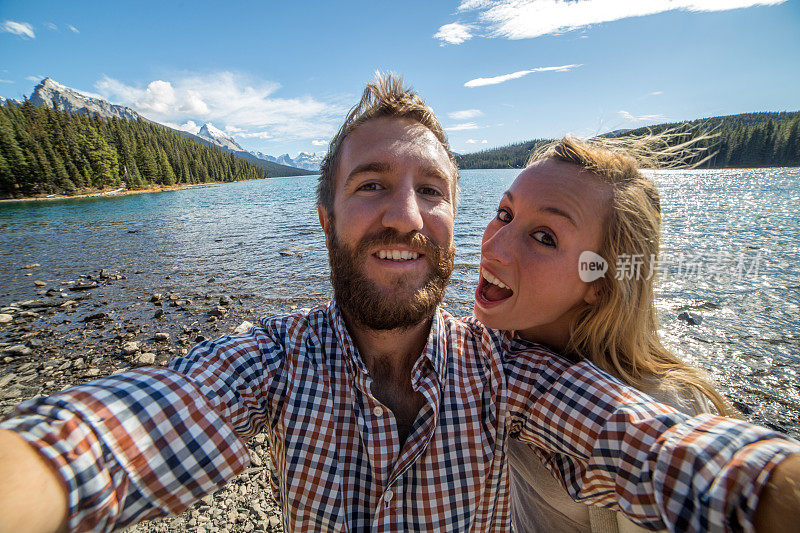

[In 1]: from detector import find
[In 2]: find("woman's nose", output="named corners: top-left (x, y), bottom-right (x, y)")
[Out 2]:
top-left (481, 225), bottom-right (512, 265)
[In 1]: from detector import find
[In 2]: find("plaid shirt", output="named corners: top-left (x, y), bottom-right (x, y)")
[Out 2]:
top-left (2, 301), bottom-right (798, 532)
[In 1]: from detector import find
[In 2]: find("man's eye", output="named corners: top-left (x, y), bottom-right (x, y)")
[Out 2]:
top-left (532, 230), bottom-right (557, 248)
top-left (357, 182), bottom-right (383, 192)
top-left (496, 208), bottom-right (512, 223)
top-left (419, 186), bottom-right (442, 197)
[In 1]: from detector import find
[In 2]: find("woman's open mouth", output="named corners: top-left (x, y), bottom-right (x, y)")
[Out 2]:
top-left (476, 268), bottom-right (514, 306)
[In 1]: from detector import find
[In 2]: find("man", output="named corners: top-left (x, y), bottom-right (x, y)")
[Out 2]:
top-left (1, 74), bottom-right (799, 533)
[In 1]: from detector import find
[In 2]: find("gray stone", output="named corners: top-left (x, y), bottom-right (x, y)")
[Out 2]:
top-left (154, 332), bottom-right (170, 342)
top-left (135, 352), bottom-right (156, 365)
top-left (34, 280), bottom-right (47, 287)
top-left (154, 309), bottom-right (165, 319)
top-left (677, 311), bottom-right (703, 326)
top-left (209, 306), bottom-right (227, 317)
top-left (3, 345), bottom-right (32, 357)
top-left (20, 263), bottom-right (40, 269)
top-left (122, 341), bottom-right (140, 355)
top-left (0, 314), bottom-right (12, 324)
top-left (219, 295), bottom-right (231, 306)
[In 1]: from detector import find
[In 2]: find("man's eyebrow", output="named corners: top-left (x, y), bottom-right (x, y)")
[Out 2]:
top-left (344, 161), bottom-right (393, 188)
top-left (503, 190), bottom-right (578, 227)
top-left (419, 163), bottom-right (453, 184)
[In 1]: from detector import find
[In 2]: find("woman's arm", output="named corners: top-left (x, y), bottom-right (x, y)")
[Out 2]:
top-left (753, 454), bottom-right (800, 532)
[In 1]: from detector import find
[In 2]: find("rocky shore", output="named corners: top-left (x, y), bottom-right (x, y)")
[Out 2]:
top-left (1, 264), bottom-right (798, 532)
top-left (0, 264), bottom-right (307, 532)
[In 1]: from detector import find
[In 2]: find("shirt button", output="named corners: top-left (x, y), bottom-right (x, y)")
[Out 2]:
top-left (373, 406), bottom-right (384, 417)
top-left (385, 489), bottom-right (394, 501)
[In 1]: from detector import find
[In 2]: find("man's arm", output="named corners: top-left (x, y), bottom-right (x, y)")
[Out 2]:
top-left (499, 337), bottom-right (800, 532)
top-left (0, 316), bottom-right (292, 532)
top-left (0, 429), bottom-right (68, 533)
top-left (753, 454), bottom-right (800, 532)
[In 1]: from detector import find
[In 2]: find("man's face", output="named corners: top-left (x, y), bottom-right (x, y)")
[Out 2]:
top-left (319, 116), bottom-right (457, 330)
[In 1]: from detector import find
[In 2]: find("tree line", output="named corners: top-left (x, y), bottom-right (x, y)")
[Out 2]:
top-left (0, 100), bottom-right (268, 198)
top-left (455, 111), bottom-right (800, 170)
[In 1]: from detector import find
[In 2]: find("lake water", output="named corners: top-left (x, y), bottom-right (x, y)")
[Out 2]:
top-left (1, 168), bottom-right (798, 434)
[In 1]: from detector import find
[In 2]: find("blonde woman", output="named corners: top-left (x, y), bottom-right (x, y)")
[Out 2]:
top-left (474, 136), bottom-right (734, 533)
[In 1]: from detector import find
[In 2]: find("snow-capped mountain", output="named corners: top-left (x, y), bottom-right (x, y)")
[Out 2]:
top-left (18, 78), bottom-right (314, 173)
top-left (29, 77), bottom-right (144, 121)
top-left (250, 151), bottom-right (324, 171)
top-left (196, 123), bottom-right (244, 152)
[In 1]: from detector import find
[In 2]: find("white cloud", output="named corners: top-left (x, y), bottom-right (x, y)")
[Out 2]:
top-left (44, 22), bottom-right (57, 30)
top-left (238, 131), bottom-right (274, 139)
top-left (67, 25), bottom-right (79, 34)
top-left (649, 90), bottom-right (663, 96)
top-left (466, 139), bottom-right (489, 143)
top-left (25, 75), bottom-right (43, 82)
top-left (95, 71), bottom-right (342, 145)
top-left (311, 139), bottom-right (328, 146)
top-left (465, 64), bottom-right (581, 87)
top-left (1, 20), bottom-right (35, 39)
top-left (449, 109), bottom-right (483, 120)
top-left (434, 22), bottom-right (474, 44)
top-left (0, 79), bottom-right (14, 84)
top-left (618, 110), bottom-right (665, 122)
top-left (446, 122), bottom-right (480, 131)
top-left (452, 0), bottom-right (787, 40)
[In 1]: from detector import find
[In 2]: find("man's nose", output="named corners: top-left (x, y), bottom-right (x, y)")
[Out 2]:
top-left (382, 184), bottom-right (424, 234)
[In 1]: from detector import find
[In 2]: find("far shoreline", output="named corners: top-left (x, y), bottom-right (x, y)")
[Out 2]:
top-left (0, 174), bottom-right (314, 204)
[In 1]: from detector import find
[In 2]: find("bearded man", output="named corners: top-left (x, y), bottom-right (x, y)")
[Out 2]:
top-left (1, 74), bottom-right (799, 533)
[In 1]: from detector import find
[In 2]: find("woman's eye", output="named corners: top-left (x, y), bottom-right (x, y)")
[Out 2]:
top-left (532, 230), bottom-right (556, 248)
top-left (496, 208), bottom-right (512, 223)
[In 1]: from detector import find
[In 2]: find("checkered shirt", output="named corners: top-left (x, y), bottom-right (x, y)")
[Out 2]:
top-left (2, 302), bottom-right (798, 532)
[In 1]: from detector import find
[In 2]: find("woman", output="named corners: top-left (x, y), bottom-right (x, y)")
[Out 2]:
top-left (473, 135), bottom-right (734, 533)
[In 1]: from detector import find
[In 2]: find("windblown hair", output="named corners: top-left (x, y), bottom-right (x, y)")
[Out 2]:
top-left (317, 72), bottom-right (458, 212)
top-left (528, 134), bottom-right (734, 416)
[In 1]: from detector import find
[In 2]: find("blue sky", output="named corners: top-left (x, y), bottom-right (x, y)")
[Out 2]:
top-left (1, 0), bottom-right (798, 157)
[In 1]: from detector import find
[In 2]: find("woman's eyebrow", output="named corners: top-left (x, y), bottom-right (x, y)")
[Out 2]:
top-left (504, 190), bottom-right (577, 227)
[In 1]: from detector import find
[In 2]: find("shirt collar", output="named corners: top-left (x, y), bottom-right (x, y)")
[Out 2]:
top-left (327, 299), bottom-right (448, 387)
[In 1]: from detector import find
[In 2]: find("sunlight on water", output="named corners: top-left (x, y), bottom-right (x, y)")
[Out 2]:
top-left (1, 167), bottom-right (798, 432)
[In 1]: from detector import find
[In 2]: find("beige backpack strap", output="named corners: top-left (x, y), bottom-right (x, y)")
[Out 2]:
top-left (588, 506), bottom-right (619, 533)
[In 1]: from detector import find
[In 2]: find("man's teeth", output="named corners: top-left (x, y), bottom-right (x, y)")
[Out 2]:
top-left (482, 269), bottom-right (510, 290)
top-left (377, 250), bottom-right (420, 261)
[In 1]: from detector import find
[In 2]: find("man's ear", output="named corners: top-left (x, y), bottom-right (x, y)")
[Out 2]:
top-left (318, 205), bottom-right (331, 246)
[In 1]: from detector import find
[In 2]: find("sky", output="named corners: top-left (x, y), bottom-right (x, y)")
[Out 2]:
top-left (1, 0), bottom-right (798, 157)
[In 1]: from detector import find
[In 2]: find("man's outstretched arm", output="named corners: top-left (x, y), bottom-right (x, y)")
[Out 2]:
top-left (0, 429), bottom-right (68, 533)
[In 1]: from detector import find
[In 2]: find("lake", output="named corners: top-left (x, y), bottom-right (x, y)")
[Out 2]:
top-left (1, 168), bottom-right (798, 435)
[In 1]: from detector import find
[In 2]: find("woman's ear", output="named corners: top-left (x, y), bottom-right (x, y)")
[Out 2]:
top-left (583, 282), bottom-right (599, 305)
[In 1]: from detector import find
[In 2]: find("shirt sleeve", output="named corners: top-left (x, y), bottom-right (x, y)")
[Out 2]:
top-left (500, 338), bottom-right (800, 532)
top-left (0, 317), bottom-right (290, 532)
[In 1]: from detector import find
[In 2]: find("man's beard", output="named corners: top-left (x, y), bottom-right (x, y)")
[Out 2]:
top-left (327, 223), bottom-right (455, 331)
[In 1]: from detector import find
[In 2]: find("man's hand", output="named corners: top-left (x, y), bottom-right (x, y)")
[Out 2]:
top-left (0, 429), bottom-right (68, 533)
top-left (753, 454), bottom-right (800, 532)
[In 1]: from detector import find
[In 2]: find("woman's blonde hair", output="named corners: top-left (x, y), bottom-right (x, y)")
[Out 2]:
top-left (528, 134), bottom-right (734, 416)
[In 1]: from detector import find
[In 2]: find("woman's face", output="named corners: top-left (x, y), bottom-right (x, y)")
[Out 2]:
top-left (474, 158), bottom-right (611, 348)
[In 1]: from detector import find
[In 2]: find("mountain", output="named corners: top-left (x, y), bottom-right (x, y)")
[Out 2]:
top-left (455, 111), bottom-right (800, 170)
top-left (18, 78), bottom-right (314, 177)
top-left (251, 150), bottom-right (324, 171)
top-left (29, 77), bottom-right (145, 122)
top-left (196, 122), bottom-right (244, 151)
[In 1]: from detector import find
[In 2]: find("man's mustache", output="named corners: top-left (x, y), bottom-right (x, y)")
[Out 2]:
top-left (354, 228), bottom-right (444, 263)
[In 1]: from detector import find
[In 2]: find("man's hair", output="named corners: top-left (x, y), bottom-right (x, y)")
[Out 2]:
top-left (316, 72), bottom-right (457, 212)
top-left (528, 135), bottom-right (733, 417)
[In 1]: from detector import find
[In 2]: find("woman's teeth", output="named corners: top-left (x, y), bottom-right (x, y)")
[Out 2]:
top-left (377, 250), bottom-right (420, 261)
top-left (482, 269), bottom-right (510, 290)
